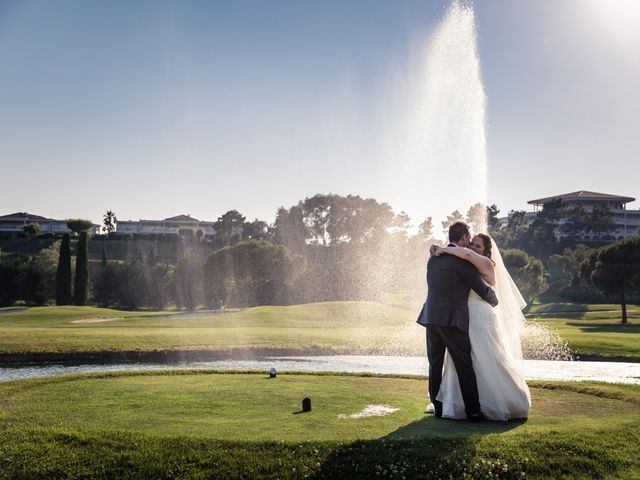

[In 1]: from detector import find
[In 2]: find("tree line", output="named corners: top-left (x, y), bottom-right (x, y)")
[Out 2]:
top-left (489, 198), bottom-right (619, 259)
top-left (2, 194), bottom-right (638, 319)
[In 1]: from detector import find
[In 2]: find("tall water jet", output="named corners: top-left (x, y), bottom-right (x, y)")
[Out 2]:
top-left (397, 0), bottom-right (488, 235)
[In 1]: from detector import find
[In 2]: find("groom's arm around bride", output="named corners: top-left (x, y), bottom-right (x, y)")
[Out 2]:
top-left (416, 252), bottom-right (498, 329)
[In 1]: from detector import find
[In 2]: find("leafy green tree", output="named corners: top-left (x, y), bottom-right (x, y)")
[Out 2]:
top-left (560, 204), bottom-right (590, 246)
top-left (33, 240), bottom-right (61, 303)
top-left (301, 194), bottom-right (333, 245)
top-left (214, 210), bottom-right (246, 246)
top-left (56, 233), bottom-right (72, 305)
top-left (242, 219), bottom-right (271, 241)
top-left (589, 204), bottom-right (616, 241)
top-left (273, 205), bottom-right (307, 253)
top-left (66, 219), bottom-right (94, 234)
top-left (23, 223), bottom-right (40, 238)
top-left (120, 259), bottom-right (151, 310)
top-left (486, 204), bottom-right (501, 234)
top-left (418, 217), bottom-right (434, 241)
top-left (405, 218), bottom-right (436, 295)
top-left (501, 248), bottom-right (548, 306)
top-left (581, 237), bottom-right (640, 324)
top-left (274, 194), bottom-right (395, 248)
top-left (93, 259), bottom-right (172, 310)
top-left (73, 232), bottom-right (89, 305)
top-left (147, 263), bottom-right (172, 309)
top-left (0, 245), bottom-right (58, 305)
top-left (390, 211), bottom-right (412, 240)
top-left (173, 254), bottom-right (203, 310)
top-left (503, 210), bottom-right (529, 246)
top-left (205, 241), bottom-right (307, 307)
top-left (525, 199), bottom-right (565, 259)
top-left (92, 263), bottom-right (119, 307)
top-left (327, 195), bottom-right (394, 245)
top-left (0, 257), bottom-right (47, 306)
top-left (273, 193), bottom-right (415, 303)
top-left (0, 260), bottom-right (22, 306)
top-left (408, 217), bottom-right (437, 279)
top-left (102, 210), bottom-right (117, 234)
top-left (466, 203), bottom-right (486, 234)
top-left (551, 244), bottom-right (593, 286)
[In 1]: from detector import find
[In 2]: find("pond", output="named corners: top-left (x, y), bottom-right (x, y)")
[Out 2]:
top-left (1, 355), bottom-right (639, 384)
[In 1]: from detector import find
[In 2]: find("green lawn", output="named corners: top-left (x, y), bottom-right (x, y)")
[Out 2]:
top-left (529, 302), bottom-right (640, 316)
top-left (1, 302), bottom-right (639, 360)
top-left (1, 371), bottom-right (639, 479)
top-left (526, 303), bottom-right (640, 359)
top-left (0, 303), bottom-right (422, 356)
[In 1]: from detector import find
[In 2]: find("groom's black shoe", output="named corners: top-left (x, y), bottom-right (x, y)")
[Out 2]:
top-left (467, 412), bottom-right (487, 422)
top-left (433, 400), bottom-right (443, 418)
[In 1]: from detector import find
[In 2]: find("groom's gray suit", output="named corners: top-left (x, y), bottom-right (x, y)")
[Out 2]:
top-left (417, 244), bottom-right (498, 417)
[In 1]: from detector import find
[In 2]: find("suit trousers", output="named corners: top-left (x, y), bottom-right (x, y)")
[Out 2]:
top-left (426, 325), bottom-right (481, 416)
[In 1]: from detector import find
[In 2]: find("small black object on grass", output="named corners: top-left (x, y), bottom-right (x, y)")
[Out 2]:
top-left (269, 368), bottom-right (277, 378)
top-left (302, 397), bottom-right (311, 412)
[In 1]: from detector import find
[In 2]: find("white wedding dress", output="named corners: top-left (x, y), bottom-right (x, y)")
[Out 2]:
top-left (434, 239), bottom-right (531, 421)
top-left (436, 289), bottom-right (531, 420)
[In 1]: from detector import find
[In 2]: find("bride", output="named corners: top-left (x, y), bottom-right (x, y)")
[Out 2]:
top-left (429, 234), bottom-right (531, 421)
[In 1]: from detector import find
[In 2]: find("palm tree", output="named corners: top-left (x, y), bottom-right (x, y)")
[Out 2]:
top-left (103, 210), bottom-right (117, 235)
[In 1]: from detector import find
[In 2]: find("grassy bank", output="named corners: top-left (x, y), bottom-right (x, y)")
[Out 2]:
top-left (0, 303), bottom-right (420, 357)
top-left (1, 371), bottom-right (639, 479)
top-left (1, 302), bottom-right (639, 361)
top-left (527, 303), bottom-right (640, 359)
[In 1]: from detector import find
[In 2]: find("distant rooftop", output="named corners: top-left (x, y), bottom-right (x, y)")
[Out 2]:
top-left (163, 214), bottom-right (200, 222)
top-left (119, 215), bottom-right (217, 224)
top-left (0, 212), bottom-right (50, 221)
top-left (528, 190), bottom-right (635, 206)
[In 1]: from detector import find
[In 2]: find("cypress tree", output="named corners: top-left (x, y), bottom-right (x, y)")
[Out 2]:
top-left (101, 242), bottom-right (108, 268)
top-left (55, 233), bottom-right (72, 305)
top-left (73, 232), bottom-right (89, 306)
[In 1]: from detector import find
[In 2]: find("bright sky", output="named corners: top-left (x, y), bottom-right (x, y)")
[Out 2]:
top-left (1, 0), bottom-right (639, 228)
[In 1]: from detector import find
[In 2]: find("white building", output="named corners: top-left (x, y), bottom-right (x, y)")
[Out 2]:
top-left (0, 212), bottom-right (99, 235)
top-left (115, 214), bottom-right (217, 237)
top-left (527, 190), bottom-right (640, 241)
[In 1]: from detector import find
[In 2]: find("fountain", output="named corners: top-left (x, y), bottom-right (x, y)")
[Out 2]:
top-left (522, 322), bottom-right (574, 361)
top-left (395, 0), bottom-right (488, 235)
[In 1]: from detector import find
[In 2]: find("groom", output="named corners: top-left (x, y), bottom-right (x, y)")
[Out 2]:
top-left (417, 221), bottom-right (498, 421)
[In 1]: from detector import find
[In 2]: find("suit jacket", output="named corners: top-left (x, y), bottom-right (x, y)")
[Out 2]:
top-left (416, 245), bottom-right (498, 332)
